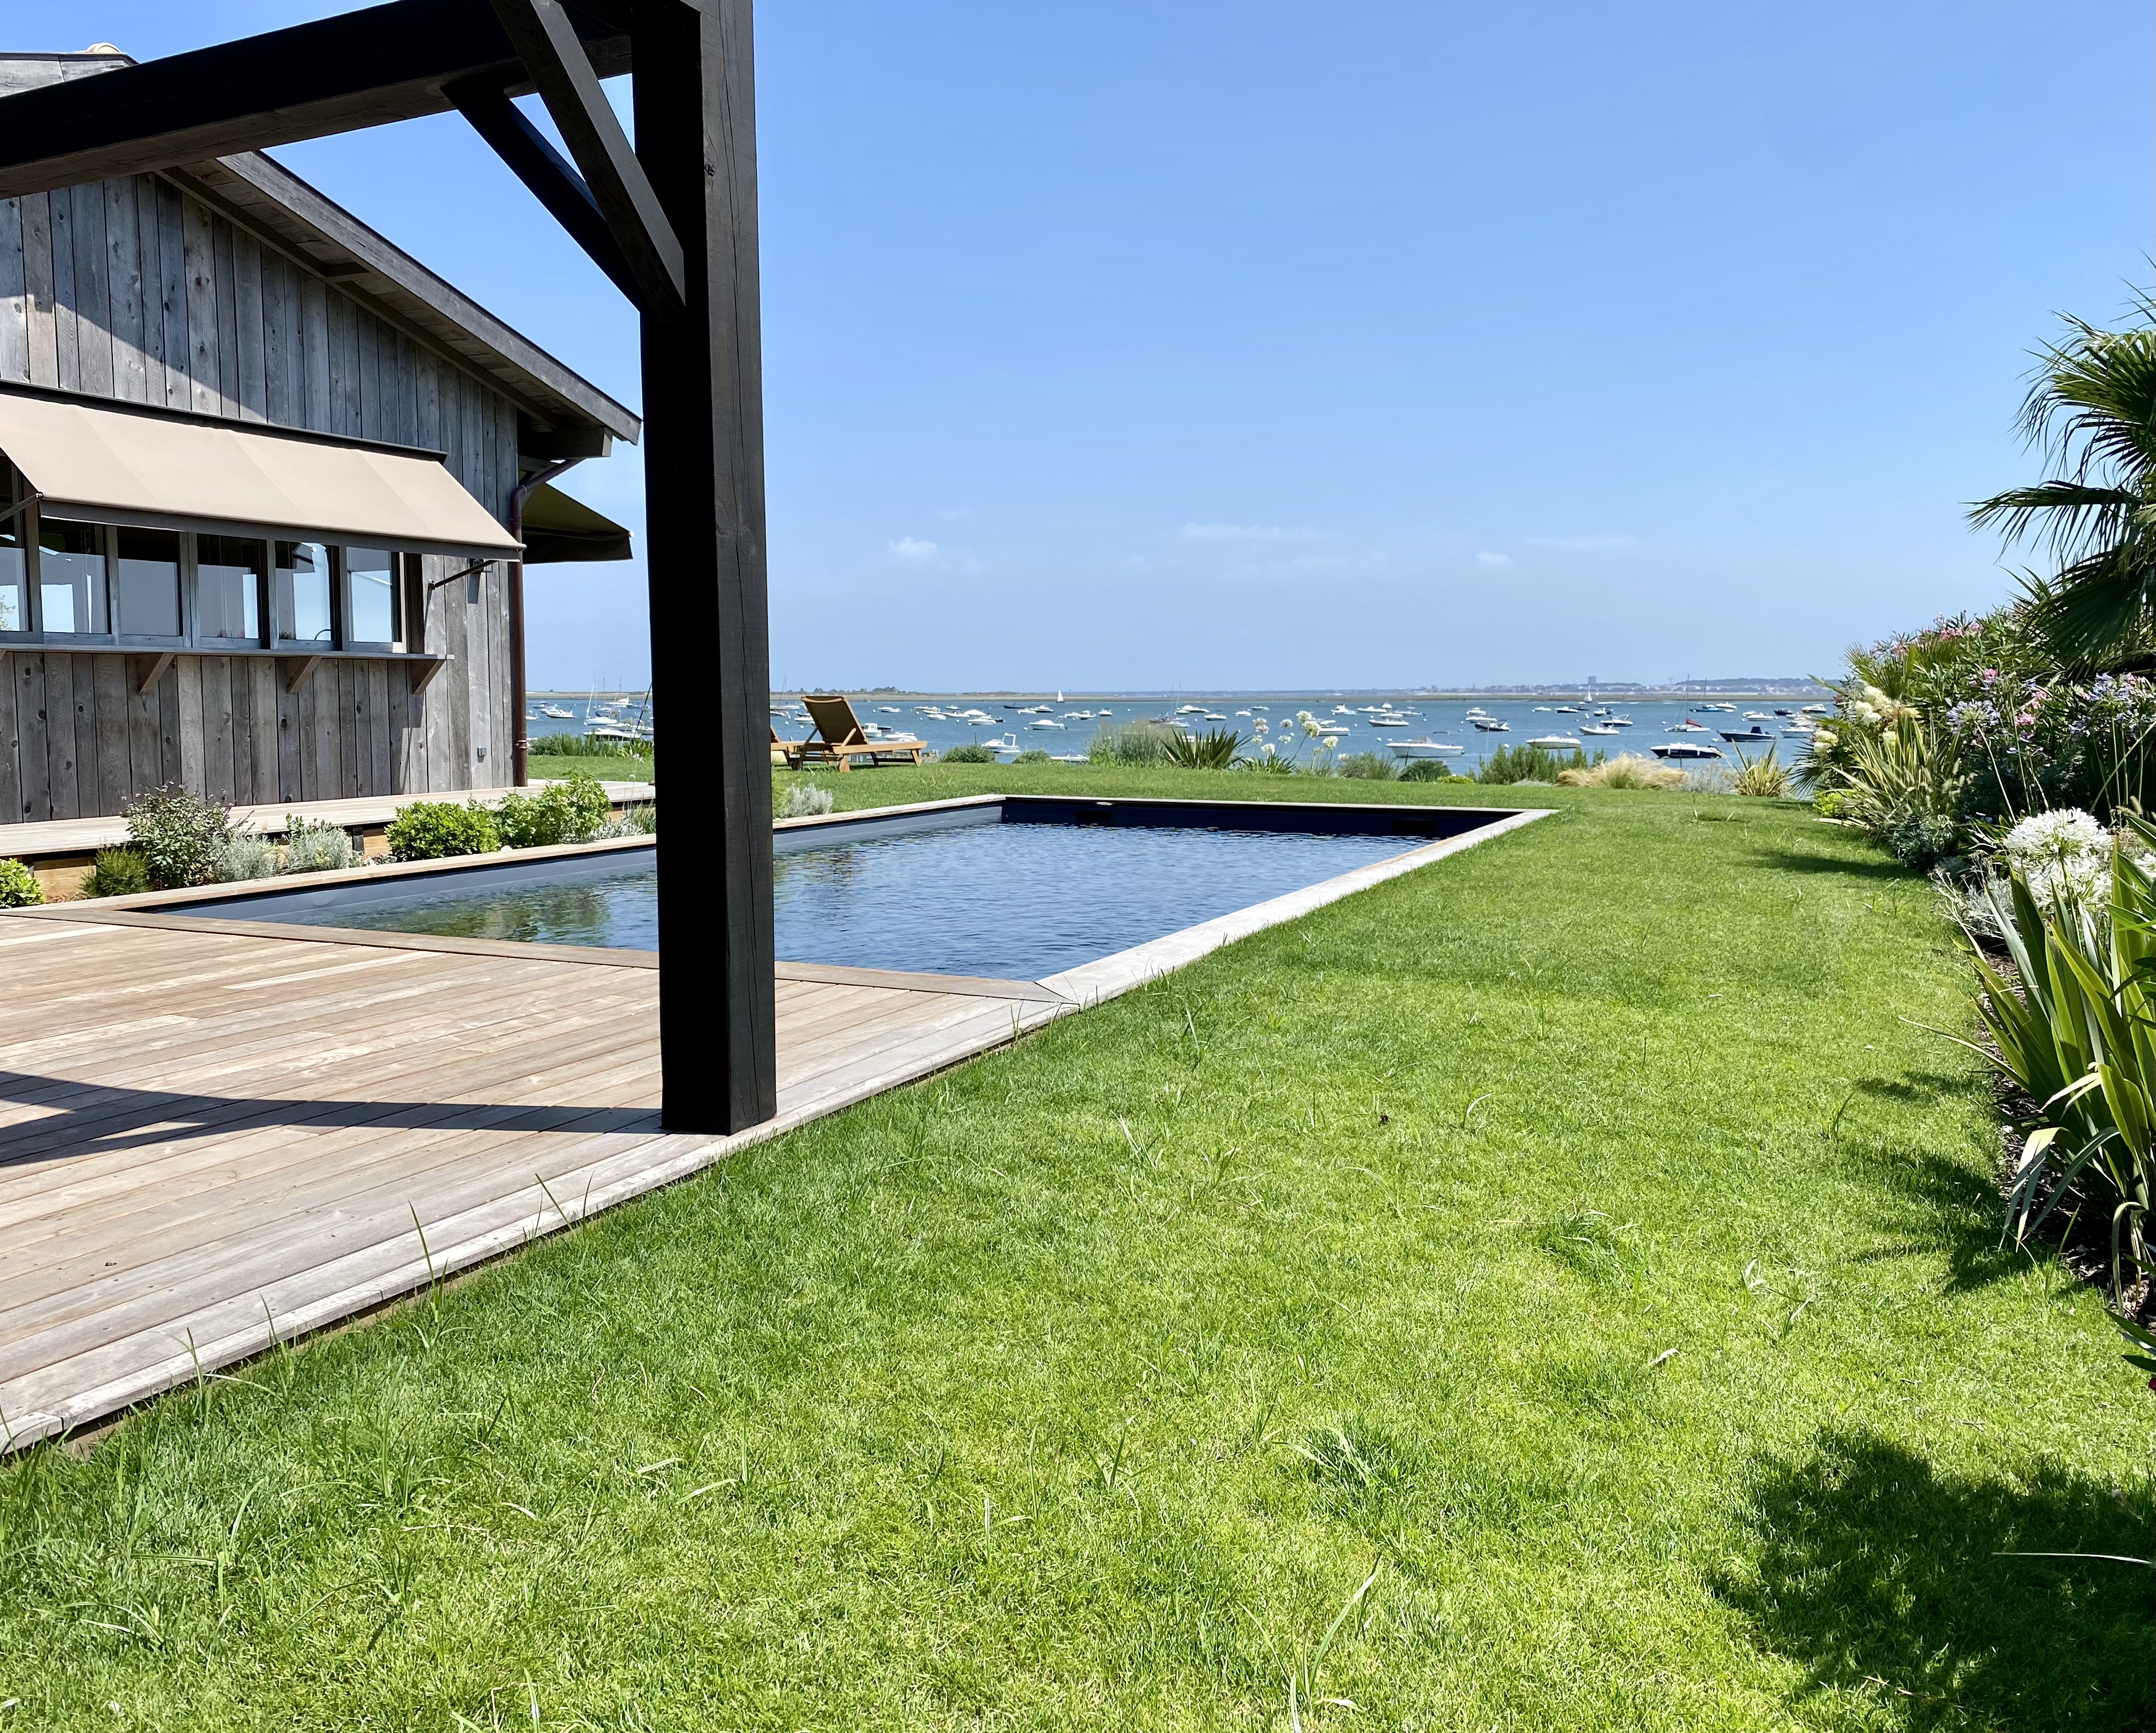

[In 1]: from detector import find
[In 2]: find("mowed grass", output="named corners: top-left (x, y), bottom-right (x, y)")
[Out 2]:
top-left (3, 770), bottom-right (2153, 1731)
top-left (526, 753), bottom-right (653, 784)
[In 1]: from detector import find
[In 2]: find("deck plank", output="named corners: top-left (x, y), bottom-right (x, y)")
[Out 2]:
top-left (0, 918), bottom-right (1071, 1448)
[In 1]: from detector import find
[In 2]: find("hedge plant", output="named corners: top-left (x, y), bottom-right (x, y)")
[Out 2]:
top-left (385, 801), bottom-right (501, 862)
top-left (0, 857), bottom-right (43, 907)
top-left (80, 848), bottom-right (150, 899)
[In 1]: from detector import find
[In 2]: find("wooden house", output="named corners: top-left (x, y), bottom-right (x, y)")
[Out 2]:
top-left (0, 45), bottom-right (639, 826)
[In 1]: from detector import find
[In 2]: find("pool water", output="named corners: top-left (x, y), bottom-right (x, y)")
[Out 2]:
top-left (256, 821), bottom-right (1417, 979)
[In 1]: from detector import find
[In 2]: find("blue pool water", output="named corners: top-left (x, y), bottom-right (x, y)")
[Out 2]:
top-left (239, 819), bottom-right (1419, 979)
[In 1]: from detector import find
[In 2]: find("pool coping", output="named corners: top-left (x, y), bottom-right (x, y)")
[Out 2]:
top-left (0, 797), bottom-right (1551, 1005)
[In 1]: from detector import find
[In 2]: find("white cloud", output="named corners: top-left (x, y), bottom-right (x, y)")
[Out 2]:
top-left (1476, 551), bottom-right (1514, 568)
top-left (1181, 523), bottom-right (1321, 543)
top-left (888, 536), bottom-right (943, 564)
top-left (1526, 533), bottom-right (1634, 550)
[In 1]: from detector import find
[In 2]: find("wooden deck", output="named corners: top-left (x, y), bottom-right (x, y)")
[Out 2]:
top-left (0, 913), bottom-right (1066, 1450)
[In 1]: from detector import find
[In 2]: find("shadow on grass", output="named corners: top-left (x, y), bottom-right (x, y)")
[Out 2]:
top-left (1718, 1427), bottom-right (2155, 1732)
top-left (1750, 848), bottom-right (1911, 881)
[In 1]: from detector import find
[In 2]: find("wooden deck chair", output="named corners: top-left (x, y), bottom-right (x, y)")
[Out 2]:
top-left (799, 694), bottom-right (927, 771)
top-left (771, 724), bottom-right (806, 769)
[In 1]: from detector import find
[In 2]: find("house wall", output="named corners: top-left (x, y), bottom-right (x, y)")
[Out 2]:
top-left (0, 172), bottom-right (520, 822)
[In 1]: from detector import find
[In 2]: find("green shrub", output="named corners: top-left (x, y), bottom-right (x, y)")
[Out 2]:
top-left (1337, 751), bottom-right (1399, 781)
top-left (0, 857), bottom-right (42, 907)
top-left (1015, 748), bottom-right (1051, 764)
top-left (124, 784), bottom-right (235, 889)
top-left (213, 836), bottom-right (281, 882)
top-left (386, 801), bottom-right (501, 861)
top-left (1399, 760), bottom-right (1464, 783)
top-left (283, 817), bottom-right (356, 875)
top-left (495, 771), bottom-right (614, 848)
top-left (80, 848), bottom-right (149, 899)
top-left (941, 743), bottom-right (997, 763)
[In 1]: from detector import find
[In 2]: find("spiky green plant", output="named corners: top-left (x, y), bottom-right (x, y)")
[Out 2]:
top-left (1971, 295), bottom-right (2156, 667)
top-left (1954, 832), bottom-right (2155, 1297)
top-left (1160, 727), bottom-right (1246, 770)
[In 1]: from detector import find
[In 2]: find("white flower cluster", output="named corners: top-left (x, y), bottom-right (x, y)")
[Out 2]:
top-left (2002, 808), bottom-right (2112, 911)
top-left (1844, 682), bottom-right (1915, 731)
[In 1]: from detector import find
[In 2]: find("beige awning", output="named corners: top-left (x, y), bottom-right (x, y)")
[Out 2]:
top-left (0, 391), bottom-right (521, 559)
top-left (522, 481), bottom-right (631, 564)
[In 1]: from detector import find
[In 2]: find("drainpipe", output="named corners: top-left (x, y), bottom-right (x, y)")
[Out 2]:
top-left (506, 457), bottom-right (582, 787)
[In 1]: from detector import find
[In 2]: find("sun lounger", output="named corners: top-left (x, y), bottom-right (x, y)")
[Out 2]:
top-left (797, 695), bottom-right (926, 770)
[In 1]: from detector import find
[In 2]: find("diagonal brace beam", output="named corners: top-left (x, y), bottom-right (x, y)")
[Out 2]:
top-left (491, 0), bottom-right (685, 311)
top-left (445, 72), bottom-right (642, 305)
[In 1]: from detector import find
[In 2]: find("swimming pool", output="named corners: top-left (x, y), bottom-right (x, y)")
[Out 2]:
top-left (177, 797), bottom-right (1512, 982)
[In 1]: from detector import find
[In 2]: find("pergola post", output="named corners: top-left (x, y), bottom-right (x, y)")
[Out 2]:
top-left (0, 0), bottom-right (782, 1135)
top-left (634, 0), bottom-right (776, 1131)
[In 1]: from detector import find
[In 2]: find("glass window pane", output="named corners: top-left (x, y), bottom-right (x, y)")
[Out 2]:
top-left (38, 519), bottom-right (107, 634)
top-left (0, 471), bottom-right (23, 633)
top-left (114, 527), bottom-right (182, 638)
top-left (345, 547), bottom-right (395, 645)
top-left (195, 534), bottom-right (262, 642)
top-left (274, 542), bottom-right (334, 645)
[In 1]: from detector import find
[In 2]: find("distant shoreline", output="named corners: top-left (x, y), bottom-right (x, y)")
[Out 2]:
top-left (537, 685), bottom-right (1833, 703)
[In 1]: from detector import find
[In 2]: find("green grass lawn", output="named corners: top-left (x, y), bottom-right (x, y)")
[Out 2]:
top-left (4, 770), bottom-right (2151, 1730)
top-left (527, 753), bottom-right (653, 785)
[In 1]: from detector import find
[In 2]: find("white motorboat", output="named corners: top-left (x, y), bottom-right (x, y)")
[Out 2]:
top-left (540, 704), bottom-right (575, 719)
top-left (1652, 741), bottom-right (1723, 760)
top-left (1580, 724), bottom-right (1622, 736)
top-left (1387, 738), bottom-right (1465, 758)
top-left (1026, 719), bottom-right (1066, 730)
top-left (1369, 715), bottom-right (1409, 727)
top-left (1471, 718), bottom-right (1510, 732)
top-left (1528, 735), bottom-right (1582, 750)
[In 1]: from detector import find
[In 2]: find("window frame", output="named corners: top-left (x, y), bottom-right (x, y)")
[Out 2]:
top-left (189, 532), bottom-right (270, 649)
top-left (108, 523), bottom-right (189, 646)
top-left (336, 545), bottom-right (403, 653)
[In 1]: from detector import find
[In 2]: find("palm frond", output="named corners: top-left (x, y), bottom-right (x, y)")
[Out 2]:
top-left (2021, 542), bottom-right (2156, 668)
top-left (1968, 481), bottom-right (2142, 564)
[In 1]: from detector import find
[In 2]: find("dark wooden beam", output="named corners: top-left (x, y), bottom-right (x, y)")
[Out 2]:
top-left (445, 73), bottom-right (642, 305)
top-left (492, 0), bottom-right (685, 309)
top-left (0, 0), bottom-right (627, 200)
top-left (637, 0), bottom-right (776, 1131)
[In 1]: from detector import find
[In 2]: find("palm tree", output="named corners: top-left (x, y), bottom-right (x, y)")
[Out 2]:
top-left (1970, 296), bottom-right (2156, 666)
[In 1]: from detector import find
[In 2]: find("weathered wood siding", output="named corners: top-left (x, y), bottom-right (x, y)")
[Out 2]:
top-left (0, 172), bottom-right (520, 822)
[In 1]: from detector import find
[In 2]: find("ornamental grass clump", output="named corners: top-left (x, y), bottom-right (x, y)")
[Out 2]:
top-left (1478, 743), bottom-right (1595, 785)
top-left (0, 857), bottom-right (42, 907)
top-left (939, 743), bottom-right (996, 764)
top-left (123, 785), bottom-right (237, 889)
top-left (1337, 751), bottom-right (1399, 781)
top-left (385, 801), bottom-right (501, 861)
top-left (1726, 746), bottom-right (1792, 798)
top-left (1087, 720), bottom-right (1175, 766)
top-left (1557, 753), bottom-right (1684, 790)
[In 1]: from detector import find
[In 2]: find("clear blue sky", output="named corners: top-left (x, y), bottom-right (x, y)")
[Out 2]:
top-left (28, 1), bottom-right (2156, 690)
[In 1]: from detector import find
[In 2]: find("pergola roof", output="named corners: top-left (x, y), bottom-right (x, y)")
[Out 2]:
top-left (0, 49), bottom-right (642, 452)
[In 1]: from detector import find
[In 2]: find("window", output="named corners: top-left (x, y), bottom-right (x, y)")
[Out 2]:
top-left (38, 519), bottom-right (107, 635)
top-left (114, 527), bottom-right (183, 639)
top-left (0, 466), bottom-right (23, 634)
top-left (274, 541), bottom-right (334, 646)
top-left (343, 546), bottom-right (398, 648)
top-left (195, 535), bottom-right (263, 643)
